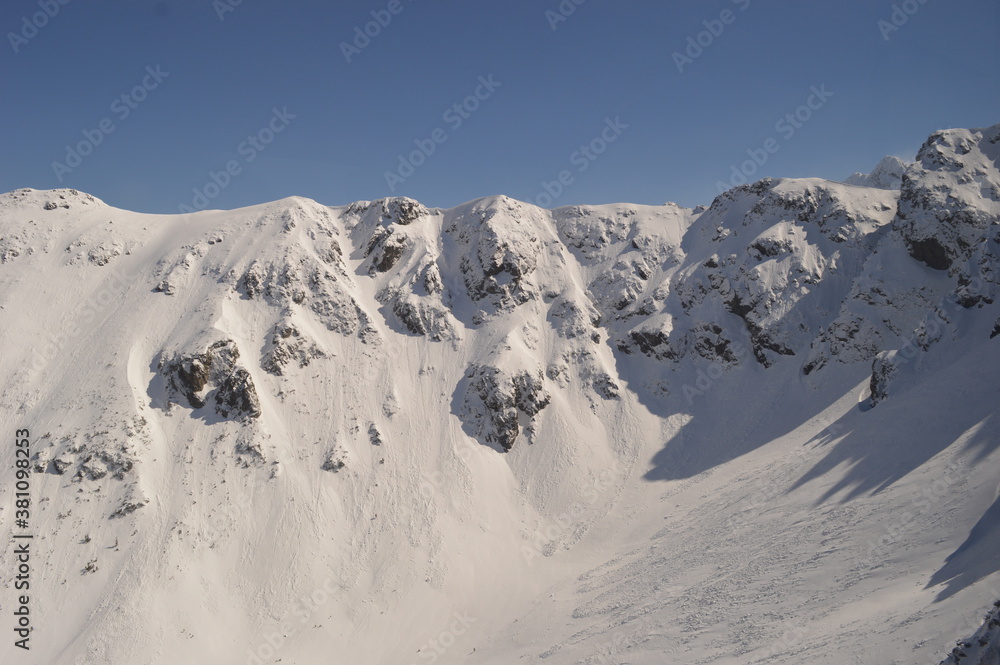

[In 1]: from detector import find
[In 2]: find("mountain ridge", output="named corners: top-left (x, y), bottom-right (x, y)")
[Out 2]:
top-left (0, 123), bottom-right (998, 664)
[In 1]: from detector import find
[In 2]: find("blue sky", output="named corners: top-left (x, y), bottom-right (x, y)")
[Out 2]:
top-left (2, 0), bottom-right (997, 213)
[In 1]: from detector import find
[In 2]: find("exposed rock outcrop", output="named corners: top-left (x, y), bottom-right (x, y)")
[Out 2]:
top-left (262, 322), bottom-right (326, 375)
top-left (460, 365), bottom-right (551, 451)
top-left (161, 340), bottom-right (262, 421)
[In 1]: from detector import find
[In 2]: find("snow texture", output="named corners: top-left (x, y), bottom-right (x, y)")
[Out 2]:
top-left (0, 125), bottom-right (998, 664)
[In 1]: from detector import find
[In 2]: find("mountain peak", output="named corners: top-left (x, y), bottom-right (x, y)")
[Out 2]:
top-left (844, 154), bottom-right (911, 190)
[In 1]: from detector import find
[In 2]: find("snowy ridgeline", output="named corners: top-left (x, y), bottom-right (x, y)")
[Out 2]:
top-left (0, 123), bottom-right (998, 664)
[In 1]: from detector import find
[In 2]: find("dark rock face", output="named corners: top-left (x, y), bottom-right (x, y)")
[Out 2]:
top-left (725, 293), bottom-right (754, 320)
top-left (353, 197), bottom-right (429, 226)
top-left (237, 249), bottom-right (378, 344)
top-left (446, 200), bottom-right (544, 312)
top-left (619, 327), bottom-right (682, 362)
top-left (460, 245), bottom-right (536, 306)
top-left (690, 323), bottom-right (742, 365)
top-left (350, 198), bottom-right (427, 275)
top-left (387, 298), bottom-right (456, 341)
top-left (748, 236), bottom-right (794, 259)
top-left (240, 262), bottom-right (266, 298)
top-left (110, 499), bottom-right (147, 519)
top-left (348, 196), bottom-right (462, 343)
top-left (512, 371), bottom-right (551, 417)
top-left (896, 127), bottom-right (1000, 277)
top-left (548, 298), bottom-right (602, 341)
top-left (868, 350), bottom-right (900, 407)
top-left (215, 368), bottom-right (262, 419)
top-left (592, 373), bottom-right (621, 400)
top-left (907, 237), bottom-right (952, 270)
top-left (321, 454), bottom-right (345, 472)
top-left (366, 229), bottom-right (408, 273)
top-left (27, 422), bottom-right (148, 502)
top-left (463, 365), bottom-right (551, 451)
top-left (76, 449), bottom-right (134, 482)
top-left (262, 322), bottom-right (325, 375)
top-left (162, 340), bottom-right (262, 421)
top-left (723, 295), bottom-right (793, 367)
top-left (390, 199), bottom-right (424, 225)
top-left (177, 359), bottom-right (212, 407)
top-left (392, 299), bottom-right (427, 335)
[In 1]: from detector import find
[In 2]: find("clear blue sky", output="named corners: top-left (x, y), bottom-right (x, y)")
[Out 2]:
top-left (2, 0), bottom-right (997, 213)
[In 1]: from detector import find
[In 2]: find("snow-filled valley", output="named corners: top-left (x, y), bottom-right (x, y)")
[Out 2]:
top-left (1, 124), bottom-right (999, 664)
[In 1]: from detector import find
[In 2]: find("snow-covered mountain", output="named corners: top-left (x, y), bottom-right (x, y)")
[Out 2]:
top-left (1, 124), bottom-right (998, 665)
top-left (845, 154), bottom-right (911, 190)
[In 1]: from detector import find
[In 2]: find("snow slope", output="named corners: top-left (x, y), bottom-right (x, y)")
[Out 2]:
top-left (0, 124), bottom-right (998, 665)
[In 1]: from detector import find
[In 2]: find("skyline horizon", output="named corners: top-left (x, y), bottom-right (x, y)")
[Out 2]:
top-left (3, 0), bottom-right (997, 214)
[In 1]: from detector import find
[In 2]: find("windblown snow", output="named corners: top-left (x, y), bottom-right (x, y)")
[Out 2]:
top-left (1, 124), bottom-right (998, 664)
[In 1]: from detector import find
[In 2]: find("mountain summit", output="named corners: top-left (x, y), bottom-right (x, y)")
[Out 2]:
top-left (845, 154), bottom-right (911, 189)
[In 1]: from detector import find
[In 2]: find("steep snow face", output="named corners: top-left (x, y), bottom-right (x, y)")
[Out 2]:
top-left (0, 124), bottom-right (998, 665)
top-left (845, 154), bottom-right (911, 190)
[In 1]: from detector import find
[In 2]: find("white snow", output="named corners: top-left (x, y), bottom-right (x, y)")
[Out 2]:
top-left (0, 124), bottom-right (998, 665)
